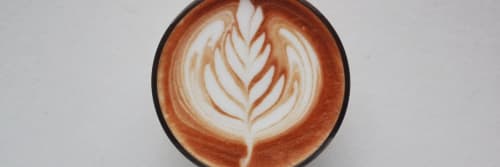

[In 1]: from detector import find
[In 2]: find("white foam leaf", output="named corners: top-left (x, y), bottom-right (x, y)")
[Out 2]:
top-left (180, 1), bottom-right (322, 166)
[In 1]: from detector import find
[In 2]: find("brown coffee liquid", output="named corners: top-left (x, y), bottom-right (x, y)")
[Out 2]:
top-left (154, 0), bottom-right (348, 166)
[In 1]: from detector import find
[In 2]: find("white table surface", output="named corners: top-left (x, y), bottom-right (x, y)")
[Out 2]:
top-left (1, 0), bottom-right (499, 166)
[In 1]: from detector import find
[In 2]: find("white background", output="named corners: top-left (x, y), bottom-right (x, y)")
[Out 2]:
top-left (1, 0), bottom-right (499, 166)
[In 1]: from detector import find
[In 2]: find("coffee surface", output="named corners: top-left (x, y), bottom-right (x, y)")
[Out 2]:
top-left (154, 0), bottom-right (348, 166)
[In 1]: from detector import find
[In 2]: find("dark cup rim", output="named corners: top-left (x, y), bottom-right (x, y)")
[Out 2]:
top-left (151, 0), bottom-right (350, 166)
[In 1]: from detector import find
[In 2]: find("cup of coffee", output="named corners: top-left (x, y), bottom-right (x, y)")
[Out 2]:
top-left (152, 0), bottom-right (350, 166)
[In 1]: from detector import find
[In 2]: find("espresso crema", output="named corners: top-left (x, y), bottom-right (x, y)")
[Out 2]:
top-left (153, 0), bottom-right (349, 166)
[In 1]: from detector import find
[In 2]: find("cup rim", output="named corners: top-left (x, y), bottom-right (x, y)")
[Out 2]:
top-left (151, 0), bottom-right (351, 166)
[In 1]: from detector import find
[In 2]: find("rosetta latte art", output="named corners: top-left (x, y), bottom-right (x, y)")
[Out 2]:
top-left (168, 0), bottom-right (323, 166)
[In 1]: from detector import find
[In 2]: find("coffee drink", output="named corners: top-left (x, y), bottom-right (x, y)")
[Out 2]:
top-left (152, 0), bottom-right (349, 166)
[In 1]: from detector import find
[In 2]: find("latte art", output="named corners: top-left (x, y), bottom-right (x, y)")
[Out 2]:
top-left (154, 0), bottom-right (349, 166)
top-left (171, 1), bottom-right (322, 165)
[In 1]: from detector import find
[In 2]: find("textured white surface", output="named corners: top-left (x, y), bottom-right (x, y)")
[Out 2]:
top-left (1, 0), bottom-right (500, 167)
